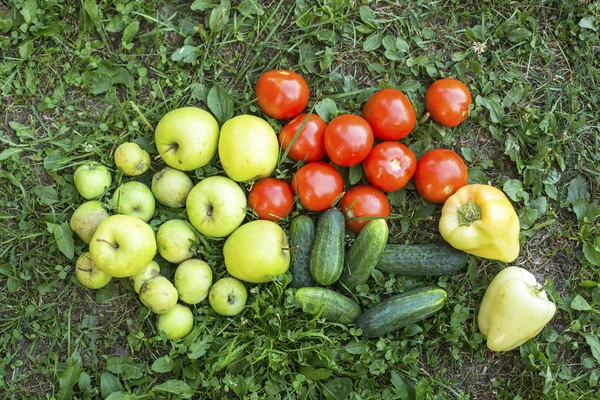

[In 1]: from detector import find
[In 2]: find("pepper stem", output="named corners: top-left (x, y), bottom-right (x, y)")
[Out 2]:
top-left (458, 201), bottom-right (482, 226)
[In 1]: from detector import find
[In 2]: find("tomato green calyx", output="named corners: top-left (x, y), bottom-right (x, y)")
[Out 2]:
top-left (154, 143), bottom-right (178, 160)
top-left (458, 201), bottom-right (481, 226)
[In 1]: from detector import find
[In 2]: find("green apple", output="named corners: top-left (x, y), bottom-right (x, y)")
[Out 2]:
top-left (156, 219), bottom-right (197, 263)
top-left (90, 215), bottom-right (157, 278)
top-left (208, 277), bottom-right (247, 317)
top-left (186, 176), bottom-right (247, 238)
top-left (154, 107), bottom-right (220, 171)
top-left (151, 167), bottom-right (194, 208)
top-left (157, 304), bottom-right (194, 340)
top-left (75, 252), bottom-right (112, 289)
top-left (174, 259), bottom-right (213, 304)
top-left (139, 275), bottom-right (178, 314)
top-left (74, 162), bottom-right (113, 199)
top-left (130, 260), bottom-right (160, 293)
top-left (70, 200), bottom-right (109, 244)
top-left (218, 115), bottom-right (279, 182)
top-left (114, 142), bottom-right (151, 176)
top-left (223, 220), bottom-right (291, 283)
top-left (111, 181), bottom-right (156, 222)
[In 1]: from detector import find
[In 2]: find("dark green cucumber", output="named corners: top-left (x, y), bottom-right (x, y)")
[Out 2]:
top-left (355, 286), bottom-right (447, 338)
top-left (295, 287), bottom-right (361, 325)
top-left (339, 219), bottom-right (388, 292)
top-left (376, 243), bottom-right (467, 276)
top-left (288, 215), bottom-right (317, 288)
top-left (310, 208), bottom-right (345, 285)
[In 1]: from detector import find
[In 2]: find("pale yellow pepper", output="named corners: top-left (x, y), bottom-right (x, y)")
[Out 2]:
top-left (439, 184), bottom-right (520, 262)
top-left (478, 267), bottom-right (556, 352)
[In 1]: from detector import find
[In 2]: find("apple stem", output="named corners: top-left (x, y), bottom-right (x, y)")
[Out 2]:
top-left (281, 246), bottom-right (299, 251)
top-left (96, 238), bottom-right (119, 249)
top-left (154, 143), bottom-right (178, 160)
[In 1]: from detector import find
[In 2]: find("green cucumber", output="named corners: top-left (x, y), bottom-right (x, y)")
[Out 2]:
top-left (310, 208), bottom-right (345, 285)
top-left (377, 243), bottom-right (467, 276)
top-left (355, 286), bottom-right (447, 338)
top-left (295, 287), bottom-right (361, 325)
top-left (339, 219), bottom-right (388, 292)
top-left (288, 215), bottom-right (317, 288)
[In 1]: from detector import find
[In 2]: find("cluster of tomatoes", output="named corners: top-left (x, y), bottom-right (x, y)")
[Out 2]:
top-left (248, 70), bottom-right (472, 234)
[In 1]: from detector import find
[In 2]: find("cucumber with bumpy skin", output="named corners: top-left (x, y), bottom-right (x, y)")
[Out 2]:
top-left (376, 243), bottom-right (467, 276)
top-left (309, 208), bottom-right (345, 285)
top-left (295, 287), bottom-right (361, 325)
top-left (288, 215), bottom-right (316, 288)
top-left (355, 286), bottom-right (447, 338)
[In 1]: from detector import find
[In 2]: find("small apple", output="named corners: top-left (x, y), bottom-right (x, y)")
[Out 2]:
top-left (151, 167), bottom-right (194, 208)
top-left (186, 176), bottom-right (247, 238)
top-left (70, 201), bottom-right (109, 244)
top-left (156, 219), bottom-right (197, 264)
top-left (223, 220), bottom-right (291, 283)
top-left (111, 181), bottom-right (156, 222)
top-left (90, 215), bottom-right (157, 278)
top-left (75, 252), bottom-right (112, 289)
top-left (139, 275), bottom-right (178, 314)
top-left (157, 303), bottom-right (194, 340)
top-left (130, 260), bottom-right (160, 293)
top-left (208, 277), bottom-right (247, 317)
top-left (174, 259), bottom-right (213, 304)
top-left (114, 142), bottom-right (151, 176)
top-left (74, 162), bottom-right (113, 199)
top-left (154, 107), bottom-right (220, 171)
top-left (218, 115), bottom-right (279, 182)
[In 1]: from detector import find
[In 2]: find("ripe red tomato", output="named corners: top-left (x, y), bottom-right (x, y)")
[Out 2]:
top-left (362, 89), bottom-right (416, 140)
top-left (414, 149), bottom-right (468, 203)
top-left (424, 78), bottom-right (472, 127)
top-left (339, 185), bottom-right (391, 234)
top-left (255, 70), bottom-right (310, 120)
top-left (362, 142), bottom-right (417, 193)
top-left (324, 114), bottom-right (374, 167)
top-left (278, 114), bottom-right (327, 163)
top-left (292, 162), bottom-right (344, 212)
top-left (248, 178), bottom-right (295, 221)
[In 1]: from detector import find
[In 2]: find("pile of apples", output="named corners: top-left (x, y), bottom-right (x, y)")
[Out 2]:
top-left (70, 69), bottom-right (473, 340)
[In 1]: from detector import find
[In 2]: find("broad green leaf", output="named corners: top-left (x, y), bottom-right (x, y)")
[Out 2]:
top-left (344, 341), bottom-right (367, 354)
top-left (570, 295), bottom-right (592, 311)
top-left (101, 373), bottom-right (123, 399)
top-left (503, 85), bottom-right (524, 108)
top-left (106, 357), bottom-right (144, 380)
top-left (397, 80), bottom-right (421, 93)
top-left (315, 98), bottom-right (338, 122)
top-left (48, 222), bottom-right (75, 260)
top-left (395, 38), bottom-right (409, 52)
top-left (191, 0), bottom-right (216, 11)
top-left (57, 352), bottom-right (82, 400)
top-left (171, 45), bottom-right (200, 63)
top-left (152, 380), bottom-right (194, 399)
top-left (387, 189), bottom-right (406, 207)
top-left (82, 70), bottom-right (114, 94)
top-left (20, 0), bottom-right (37, 24)
top-left (122, 20), bottom-right (139, 43)
top-left (320, 47), bottom-right (334, 72)
top-left (359, 6), bottom-right (377, 27)
top-left (507, 28), bottom-right (532, 43)
top-left (33, 185), bottom-right (58, 205)
top-left (582, 242), bottom-right (600, 266)
top-left (151, 356), bottom-right (174, 373)
top-left (567, 176), bottom-right (589, 206)
top-left (19, 40), bottom-right (34, 59)
top-left (207, 85), bottom-right (234, 123)
top-left (237, 0), bottom-right (264, 17)
top-left (0, 148), bottom-right (23, 161)
top-left (349, 165), bottom-right (362, 185)
top-left (391, 370), bottom-right (416, 400)
top-left (363, 33), bottom-right (382, 51)
top-left (299, 366), bottom-right (333, 380)
top-left (503, 179), bottom-right (528, 202)
top-left (323, 377), bottom-right (352, 400)
top-left (209, 0), bottom-right (231, 32)
top-left (585, 335), bottom-right (600, 363)
top-left (78, 371), bottom-right (91, 391)
top-left (0, 18), bottom-right (12, 33)
top-left (579, 16), bottom-right (598, 31)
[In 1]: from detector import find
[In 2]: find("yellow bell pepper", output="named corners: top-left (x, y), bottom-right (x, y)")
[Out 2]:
top-left (439, 184), bottom-right (520, 262)
top-left (478, 267), bottom-right (556, 352)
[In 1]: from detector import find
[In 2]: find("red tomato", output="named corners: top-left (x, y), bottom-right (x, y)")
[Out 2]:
top-left (248, 178), bottom-right (295, 221)
top-left (339, 185), bottom-right (391, 234)
top-left (292, 162), bottom-right (344, 212)
top-left (424, 78), bottom-right (472, 127)
top-left (362, 89), bottom-right (416, 140)
top-left (324, 114), bottom-right (374, 167)
top-left (362, 142), bottom-right (417, 193)
top-left (278, 114), bottom-right (327, 163)
top-left (414, 149), bottom-right (468, 203)
top-left (255, 70), bottom-right (310, 120)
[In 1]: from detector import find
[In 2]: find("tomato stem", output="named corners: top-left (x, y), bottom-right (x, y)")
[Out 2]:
top-left (457, 201), bottom-right (481, 226)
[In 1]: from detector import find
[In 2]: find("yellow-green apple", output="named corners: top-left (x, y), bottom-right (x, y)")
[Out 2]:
top-left (75, 252), bottom-right (112, 289)
top-left (70, 201), bottom-right (109, 244)
top-left (174, 259), bottom-right (213, 304)
top-left (156, 219), bottom-right (197, 263)
top-left (111, 181), bottom-right (156, 222)
top-left (139, 275), bottom-right (178, 314)
top-left (186, 176), bottom-right (247, 238)
top-left (130, 260), bottom-right (160, 293)
top-left (223, 220), bottom-right (291, 283)
top-left (90, 215), bottom-right (157, 278)
top-left (154, 107), bottom-right (220, 171)
top-left (114, 142), bottom-right (151, 176)
top-left (157, 304), bottom-right (194, 340)
top-left (74, 162), bottom-right (112, 199)
top-left (208, 277), bottom-right (247, 316)
top-left (151, 167), bottom-right (194, 208)
top-left (218, 115), bottom-right (279, 182)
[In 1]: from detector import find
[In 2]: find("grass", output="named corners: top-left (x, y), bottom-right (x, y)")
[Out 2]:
top-left (1, 0), bottom-right (599, 399)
